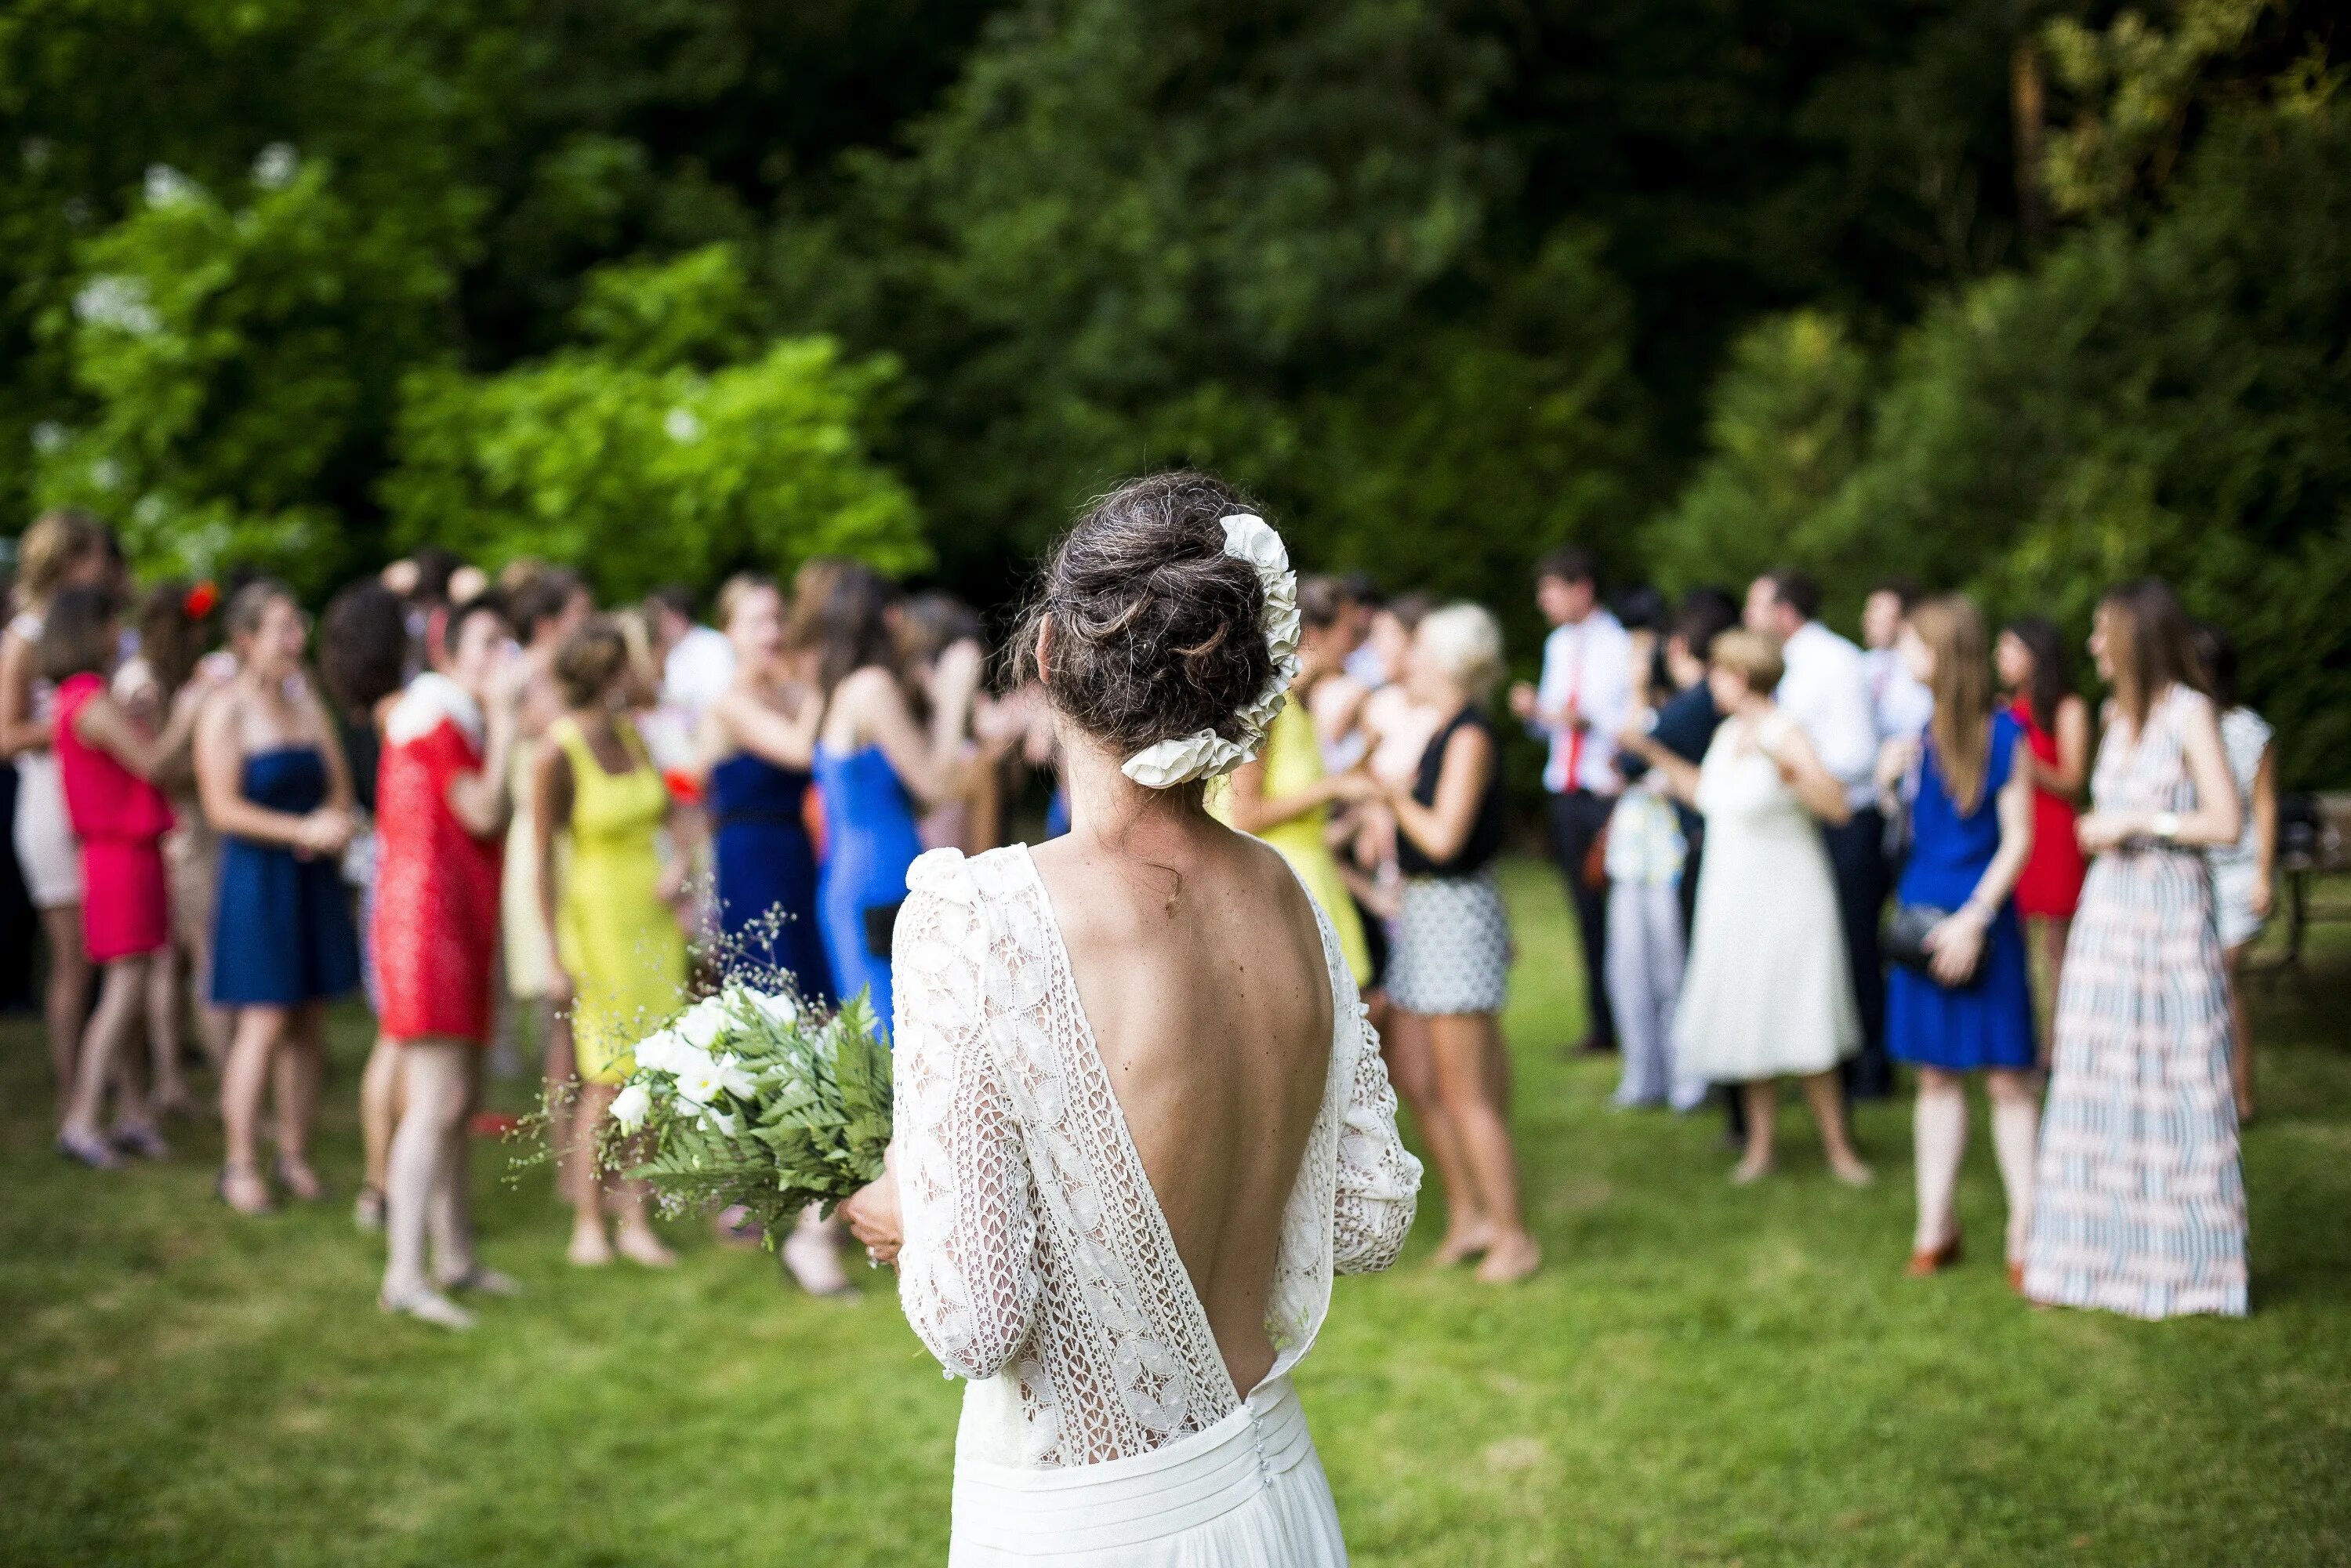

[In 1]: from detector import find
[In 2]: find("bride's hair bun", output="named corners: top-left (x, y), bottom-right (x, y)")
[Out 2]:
top-left (1013, 470), bottom-right (1274, 758)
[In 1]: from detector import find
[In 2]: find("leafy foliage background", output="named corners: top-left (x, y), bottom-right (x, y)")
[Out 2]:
top-left (1, 0), bottom-right (2344, 778)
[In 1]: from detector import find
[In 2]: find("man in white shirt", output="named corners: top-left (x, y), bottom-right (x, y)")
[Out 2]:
top-left (646, 583), bottom-right (735, 721)
top-left (1747, 569), bottom-right (1894, 1098)
top-left (1510, 549), bottom-right (1633, 1054)
top-left (1860, 579), bottom-right (1934, 743)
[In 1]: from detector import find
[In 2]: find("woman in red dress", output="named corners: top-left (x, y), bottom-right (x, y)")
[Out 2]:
top-left (1997, 617), bottom-right (2090, 1032)
top-left (45, 588), bottom-right (212, 1167)
top-left (374, 595), bottom-right (527, 1330)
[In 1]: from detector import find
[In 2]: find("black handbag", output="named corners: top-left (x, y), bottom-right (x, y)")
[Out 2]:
top-left (862, 899), bottom-right (905, 960)
top-left (1884, 903), bottom-right (1982, 987)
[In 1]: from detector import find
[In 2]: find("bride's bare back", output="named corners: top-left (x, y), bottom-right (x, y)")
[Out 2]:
top-left (1030, 822), bottom-right (1334, 1397)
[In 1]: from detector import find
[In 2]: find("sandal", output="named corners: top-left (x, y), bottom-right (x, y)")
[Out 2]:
top-left (58, 1129), bottom-right (125, 1171)
top-left (379, 1287), bottom-right (477, 1332)
top-left (436, 1265), bottom-right (524, 1298)
top-left (111, 1123), bottom-right (173, 1162)
top-left (217, 1163), bottom-right (276, 1217)
top-left (272, 1156), bottom-right (327, 1203)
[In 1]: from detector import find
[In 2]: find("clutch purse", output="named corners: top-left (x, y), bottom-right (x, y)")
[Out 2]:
top-left (863, 899), bottom-right (905, 960)
top-left (1884, 903), bottom-right (1981, 987)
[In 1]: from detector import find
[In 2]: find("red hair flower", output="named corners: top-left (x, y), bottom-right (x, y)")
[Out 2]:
top-left (183, 580), bottom-right (219, 619)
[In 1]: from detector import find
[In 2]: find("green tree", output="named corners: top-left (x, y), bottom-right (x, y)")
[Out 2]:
top-left (383, 247), bottom-right (927, 599)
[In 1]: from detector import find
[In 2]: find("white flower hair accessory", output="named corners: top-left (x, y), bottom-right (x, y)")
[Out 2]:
top-left (1121, 512), bottom-right (1302, 789)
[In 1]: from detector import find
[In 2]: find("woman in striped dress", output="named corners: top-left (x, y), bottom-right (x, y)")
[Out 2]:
top-left (2023, 581), bottom-right (2248, 1319)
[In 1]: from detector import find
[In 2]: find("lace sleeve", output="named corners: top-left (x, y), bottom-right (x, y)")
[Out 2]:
top-left (1332, 999), bottom-right (1421, 1274)
top-left (892, 880), bottom-right (1040, 1379)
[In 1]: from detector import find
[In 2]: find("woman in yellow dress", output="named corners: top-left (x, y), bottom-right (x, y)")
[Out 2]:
top-left (1211, 575), bottom-right (1373, 985)
top-left (533, 617), bottom-right (688, 1269)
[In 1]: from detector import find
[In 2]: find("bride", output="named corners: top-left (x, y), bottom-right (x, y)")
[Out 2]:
top-left (840, 472), bottom-right (1423, 1565)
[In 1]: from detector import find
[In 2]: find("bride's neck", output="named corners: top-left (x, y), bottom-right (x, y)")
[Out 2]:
top-left (1057, 727), bottom-right (1222, 857)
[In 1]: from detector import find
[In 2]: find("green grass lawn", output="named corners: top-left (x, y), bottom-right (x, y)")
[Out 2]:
top-left (4, 857), bottom-right (2347, 1566)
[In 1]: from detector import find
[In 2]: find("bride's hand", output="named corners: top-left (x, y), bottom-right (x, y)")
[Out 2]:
top-left (841, 1151), bottom-right (903, 1267)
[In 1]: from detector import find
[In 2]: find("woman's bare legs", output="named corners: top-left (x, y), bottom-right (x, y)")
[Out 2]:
top-left (568, 1080), bottom-right (675, 1269)
top-left (357, 1033), bottom-right (405, 1229)
top-left (220, 1004), bottom-right (288, 1213)
top-left (1910, 1066), bottom-right (1967, 1253)
top-left (381, 1040), bottom-right (477, 1328)
top-left (1381, 1005), bottom-right (1487, 1261)
top-left (270, 1001), bottom-right (328, 1200)
top-left (60, 955), bottom-right (158, 1163)
top-left (540, 1004), bottom-right (578, 1203)
top-left (1733, 1080), bottom-right (1778, 1183)
top-left (40, 905), bottom-right (92, 1120)
top-left (1801, 1069), bottom-right (1874, 1185)
top-left (2032, 916), bottom-right (2070, 1066)
top-left (1985, 1069), bottom-right (2040, 1266)
top-left (1426, 1010), bottom-right (1539, 1282)
top-left (141, 948), bottom-right (190, 1118)
top-left (2223, 941), bottom-right (2256, 1120)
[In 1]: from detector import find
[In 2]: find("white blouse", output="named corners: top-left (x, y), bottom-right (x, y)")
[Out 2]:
top-left (891, 844), bottom-right (1421, 1470)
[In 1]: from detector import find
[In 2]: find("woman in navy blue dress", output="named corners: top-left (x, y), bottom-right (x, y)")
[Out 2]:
top-left (196, 581), bottom-right (362, 1215)
top-left (1879, 596), bottom-right (2040, 1284)
top-left (700, 575), bottom-right (833, 1003)
top-left (796, 561), bottom-right (978, 1031)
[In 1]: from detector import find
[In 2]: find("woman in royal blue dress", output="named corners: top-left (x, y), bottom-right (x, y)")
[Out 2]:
top-left (795, 560), bottom-right (978, 1029)
top-left (699, 574), bottom-right (833, 1002)
top-left (196, 581), bottom-right (363, 1216)
top-left (1878, 595), bottom-right (2040, 1286)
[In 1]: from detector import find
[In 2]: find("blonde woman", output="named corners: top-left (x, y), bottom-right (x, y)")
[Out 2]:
top-left (1377, 602), bottom-right (1540, 1283)
top-left (1624, 629), bottom-right (1871, 1186)
top-left (1, 509), bottom-right (112, 1114)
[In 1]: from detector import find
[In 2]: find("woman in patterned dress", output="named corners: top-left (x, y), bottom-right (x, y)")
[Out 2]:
top-left (2023, 580), bottom-right (2248, 1319)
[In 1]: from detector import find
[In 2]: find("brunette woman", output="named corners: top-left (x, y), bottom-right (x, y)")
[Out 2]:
top-left (800, 560), bottom-right (978, 1028)
top-left (535, 619), bottom-right (685, 1269)
top-left (1878, 597), bottom-right (2039, 1283)
top-left (1377, 603), bottom-right (1540, 1283)
top-left (197, 581), bottom-right (362, 1214)
top-left (1996, 616), bottom-right (2089, 1025)
top-left (1, 509), bottom-right (112, 1113)
top-left (45, 589), bottom-right (213, 1166)
top-left (2023, 581), bottom-right (2246, 1319)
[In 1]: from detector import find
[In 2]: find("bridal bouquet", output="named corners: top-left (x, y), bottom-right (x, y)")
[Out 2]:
top-left (606, 985), bottom-right (893, 1232)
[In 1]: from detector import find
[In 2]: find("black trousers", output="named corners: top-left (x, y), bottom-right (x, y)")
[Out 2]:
top-left (1545, 789), bottom-right (1616, 1049)
top-left (1822, 806), bottom-right (1893, 1098)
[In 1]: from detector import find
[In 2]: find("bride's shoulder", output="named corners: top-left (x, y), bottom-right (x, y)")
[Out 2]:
top-left (907, 843), bottom-right (1033, 906)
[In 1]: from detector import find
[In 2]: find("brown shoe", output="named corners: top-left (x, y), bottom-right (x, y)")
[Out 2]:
top-left (1906, 1232), bottom-right (1964, 1277)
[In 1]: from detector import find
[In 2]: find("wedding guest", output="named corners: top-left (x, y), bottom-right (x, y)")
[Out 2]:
top-left (318, 581), bottom-right (424, 1233)
top-left (45, 588), bottom-right (210, 1167)
top-left (1511, 549), bottom-right (1630, 1054)
top-left (2194, 624), bottom-right (2276, 1120)
top-left (198, 581), bottom-right (362, 1215)
top-left (376, 595), bottom-right (524, 1329)
top-left (1747, 569), bottom-right (1892, 1098)
top-left (1996, 616), bottom-right (2090, 1027)
top-left (114, 579), bottom-right (227, 1112)
top-left (1382, 602), bottom-right (1540, 1282)
top-left (535, 619), bottom-right (685, 1268)
top-left (1605, 593), bottom-right (1736, 1114)
top-left (1642, 629), bottom-right (1871, 1185)
top-left (648, 582), bottom-right (735, 722)
top-left (2023, 580), bottom-right (2246, 1319)
top-left (1, 509), bottom-right (112, 1115)
top-left (1212, 575), bottom-right (1373, 987)
top-left (801, 560), bottom-right (978, 1029)
top-left (899, 592), bottom-right (1002, 854)
top-left (1861, 577), bottom-right (1935, 743)
top-left (1876, 597), bottom-right (2039, 1283)
top-left (504, 568), bottom-right (592, 1191)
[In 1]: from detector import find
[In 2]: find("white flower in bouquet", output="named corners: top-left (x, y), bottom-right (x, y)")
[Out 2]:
top-left (611, 1082), bottom-right (652, 1134)
top-left (675, 994), bottom-right (731, 1050)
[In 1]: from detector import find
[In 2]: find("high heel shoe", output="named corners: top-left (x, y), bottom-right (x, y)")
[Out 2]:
top-left (1905, 1232), bottom-right (1963, 1277)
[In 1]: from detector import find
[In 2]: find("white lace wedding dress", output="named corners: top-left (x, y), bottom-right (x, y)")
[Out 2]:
top-left (891, 844), bottom-right (1423, 1565)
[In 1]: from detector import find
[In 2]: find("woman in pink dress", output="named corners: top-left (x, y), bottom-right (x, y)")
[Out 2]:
top-left (1996, 616), bottom-right (2089, 1027)
top-left (374, 596), bottom-right (526, 1330)
top-left (44, 588), bottom-right (212, 1167)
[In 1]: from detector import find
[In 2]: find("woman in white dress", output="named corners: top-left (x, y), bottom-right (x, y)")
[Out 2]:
top-left (841, 471), bottom-right (1421, 1566)
top-left (1620, 629), bottom-right (1873, 1186)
